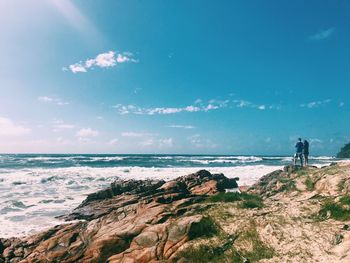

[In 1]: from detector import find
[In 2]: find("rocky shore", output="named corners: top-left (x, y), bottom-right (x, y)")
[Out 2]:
top-left (1, 163), bottom-right (350, 262)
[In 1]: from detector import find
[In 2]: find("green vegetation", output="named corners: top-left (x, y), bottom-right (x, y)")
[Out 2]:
top-left (208, 192), bottom-right (242, 202)
top-left (337, 142), bottom-right (350, 158)
top-left (280, 178), bottom-right (297, 192)
top-left (296, 169), bottom-right (308, 176)
top-left (237, 227), bottom-right (275, 262)
top-left (319, 200), bottom-right (350, 221)
top-left (175, 244), bottom-right (225, 263)
top-left (340, 196), bottom-right (350, 206)
top-left (188, 217), bottom-right (218, 240)
top-left (305, 177), bottom-right (315, 191)
top-left (207, 192), bottom-right (263, 209)
top-left (240, 198), bottom-right (263, 209)
top-left (176, 245), bottom-right (247, 263)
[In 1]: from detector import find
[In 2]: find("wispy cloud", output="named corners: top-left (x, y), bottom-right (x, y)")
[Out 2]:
top-left (121, 132), bottom-right (153, 137)
top-left (159, 138), bottom-right (173, 147)
top-left (38, 96), bottom-right (69, 106)
top-left (308, 28), bottom-right (335, 41)
top-left (67, 51), bottom-right (138, 73)
top-left (113, 99), bottom-right (228, 115)
top-left (52, 120), bottom-right (75, 132)
top-left (139, 138), bottom-right (173, 148)
top-left (76, 128), bottom-right (98, 138)
top-left (232, 99), bottom-right (275, 110)
top-left (167, 125), bottom-right (195, 129)
top-left (0, 117), bottom-right (31, 136)
top-left (300, 99), bottom-right (331, 108)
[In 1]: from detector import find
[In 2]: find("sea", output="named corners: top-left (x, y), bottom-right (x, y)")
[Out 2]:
top-left (0, 154), bottom-right (339, 238)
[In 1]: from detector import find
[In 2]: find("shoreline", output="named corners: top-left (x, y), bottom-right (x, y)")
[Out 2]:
top-left (1, 162), bottom-right (350, 262)
top-left (0, 160), bottom-right (346, 239)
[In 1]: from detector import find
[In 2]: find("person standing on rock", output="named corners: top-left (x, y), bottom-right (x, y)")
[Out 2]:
top-left (303, 139), bottom-right (309, 166)
top-left (294, 138), bottom-right (304, 167)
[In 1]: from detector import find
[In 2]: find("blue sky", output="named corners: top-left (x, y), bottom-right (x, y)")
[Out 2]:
top-left (0, 0), bottom-right (349, 155)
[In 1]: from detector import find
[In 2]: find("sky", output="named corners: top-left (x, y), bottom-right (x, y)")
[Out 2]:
top-left (0, 0), bottom-right (349, 155)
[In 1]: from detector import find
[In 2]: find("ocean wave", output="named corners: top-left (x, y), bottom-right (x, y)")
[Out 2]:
top-left (309, 156), bottom-right (335, 160)
top-left (0, 164), bottom-right (282, 237)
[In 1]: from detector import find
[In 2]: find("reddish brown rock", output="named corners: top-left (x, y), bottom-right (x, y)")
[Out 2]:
top-left (0, 170), bottom-right (238, 263)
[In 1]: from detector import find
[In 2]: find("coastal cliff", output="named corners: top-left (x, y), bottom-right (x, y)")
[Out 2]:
top-left (1, 163), bottom-right (350, 262)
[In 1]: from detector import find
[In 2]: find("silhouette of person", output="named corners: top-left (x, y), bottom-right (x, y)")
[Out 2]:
top-left (294, 138), bottom-right (304, 167)
top-left (303, 139), bottom-right (309, 166)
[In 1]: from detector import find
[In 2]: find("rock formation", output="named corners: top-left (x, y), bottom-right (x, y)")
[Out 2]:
top-left (0, 170), bottom-right (238, 263)
top-left (2, 163), bottom-right (350, 263)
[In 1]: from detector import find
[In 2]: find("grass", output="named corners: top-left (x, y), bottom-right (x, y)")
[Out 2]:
top-left (340, 196), bottom-right (350, 206)
top-left (207, 192), bottom-right (264, 209)
top-left (240, 199), bottom-right (263, 209)
top-left (279, 179), bottom-right (297, 192)
top-left (318, 201), bottom-right (350, 221)
top-left (305, 177), bottom-right (315, 191)
top-left (175, 244), bottom-right (226, 263)
top-left (188, 217), bottom-right (218, 240)
top-left (237, 227), bottom-right (275, 262)
top-left (208, 192), bottom-right (242, 202)
top-left (296, 169), bottom-right (308, 176)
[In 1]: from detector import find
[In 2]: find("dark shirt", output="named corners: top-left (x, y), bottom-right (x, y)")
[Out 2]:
top-left (303, 140), bottom-right (309, 154)
top-left (295, 141), bottom-right (303, 153)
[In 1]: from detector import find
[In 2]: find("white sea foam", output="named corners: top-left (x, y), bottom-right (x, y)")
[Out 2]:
top-left (0, 164), bottom-right (282, 238)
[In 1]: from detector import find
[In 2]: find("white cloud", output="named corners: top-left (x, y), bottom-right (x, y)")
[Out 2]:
top-left (94, 51), bottom-right (116, 67)
top-left (0, 117), bottom-right (31, 136)
top-left (159, 138), bottom-right (173, 147)
top-left (116, 54), bottom-right (130, 63)
top-left (69, 63), bottom-right (87, 73)
top-left (300, 99), bottom-right (331, 108)
top-left (113, 100), bottom-right (227, 115)
top-left (139, 139), bottom-right (154, 146)
top-left (308, 28), bottom-right (335, 41)
top-left (52, 120), bottom-right (75, 132)
top-left (114, 98), bottom-right (277, 115)
top-left (76, 128), bottom-right (98, 138)
top-left (67, 51), bottom-right (137, 73)
top-left (121, 132), bottom-right (151, 137)
top-left (38, 96), bottom-right (69, 106)
top-left (233, 100), bottom-right (251, 108)
top-left (168, 125), bottom-right (195, 129)
top-left (232, 99), bottom-right (275, 111)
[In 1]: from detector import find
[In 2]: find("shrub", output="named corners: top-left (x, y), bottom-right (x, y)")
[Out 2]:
top-left (319, 201), bottom-right (350, 221)
top-left (208, 192), bottom-right (242, 202)
top-left (240, 199), bottom-right (263, 209)
top-left (305, 177), bottom-right (315, 191)
top-left (208, 192), bottom-right (264, 209)
top-left (340, 196), bottom-right (350, 206)
top-left (188, 217), bottom-right (218, 240)
top-left (175, 244), bottom-right (225, 263)
top-left (238, 228), bottom-right (275, 262)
